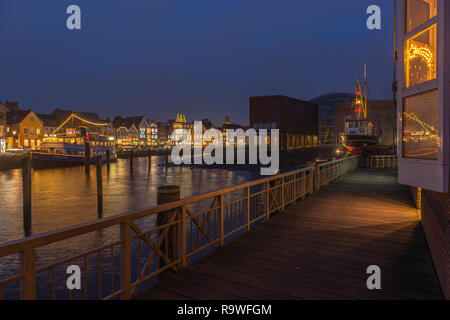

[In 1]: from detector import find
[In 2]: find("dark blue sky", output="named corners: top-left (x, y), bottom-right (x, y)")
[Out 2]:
top-left (0, 0), bottom-right (394, 125)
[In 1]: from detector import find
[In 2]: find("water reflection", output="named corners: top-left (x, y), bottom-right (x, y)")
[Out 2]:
top-left (0, 156), bottom-right (257, 243)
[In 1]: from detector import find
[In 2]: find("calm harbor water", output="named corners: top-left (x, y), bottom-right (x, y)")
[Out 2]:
top-left (0, 156), bottom-right (259, 299)
top-left (0, 156), bottom-right (258, 243)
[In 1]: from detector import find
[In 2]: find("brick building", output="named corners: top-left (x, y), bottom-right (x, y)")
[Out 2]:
top-left (249, 95), bottom-right (319, 151)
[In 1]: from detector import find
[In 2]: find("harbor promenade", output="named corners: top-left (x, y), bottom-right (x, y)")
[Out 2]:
top-left (0, 155), bottom-right (443, 300)
top-left (139, 168), bottom-right (442, 300)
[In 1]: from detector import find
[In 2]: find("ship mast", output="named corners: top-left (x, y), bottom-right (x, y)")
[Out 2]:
top-left (364, 63), bottom-right (368, 120)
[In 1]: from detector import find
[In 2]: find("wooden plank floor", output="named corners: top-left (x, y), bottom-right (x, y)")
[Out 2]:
top-left (138, 169), bottom-right (443, 300)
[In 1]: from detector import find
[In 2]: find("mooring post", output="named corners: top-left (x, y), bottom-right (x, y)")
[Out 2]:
top-left (84, 142), bottom-right (90, 175)
top-left (165, 152), bottom-right (169, 169)
top-left (148, 149), bottom-right (151, 169)
top-left (96, 156), bottom-right (103, 218)
top-left (156, 185), bottom-right (180, 276)
top-left (106, 149), bottom-right (110, 173)
top-left (22, 153), bottom-right (32, 236)
top-left (130, 149), bottom-right (134, 171)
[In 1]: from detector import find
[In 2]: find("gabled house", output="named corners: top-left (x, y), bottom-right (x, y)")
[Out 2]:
top-left (37, 113), bottom-right (60, 137)
top-left (122, 116), bottom-right (149, 147)
top-left (6, 110), bottom-right (43, 150)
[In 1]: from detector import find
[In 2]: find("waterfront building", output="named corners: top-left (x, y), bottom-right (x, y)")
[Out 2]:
top-left (0, 102), bottom-right (7, 152)
top-left (157, 122), bottom-right (172, 147)
top-left (6, 110), bottom-right (44, 150)
top-left (147, 120), bottom-right (158, 147)
top-left (5, 101), bottom-right (20, 112)
top-left (112, 116), bottom-right (139, 148)
top-left (170, 113), bottom-right (194, 145)
top-left (52, 110), bottom-right (107, 136)
top-left (396, 0), bottom-right (449, 298)
top-left (310, 92), bottom-right (355, 144)
top-left (37, 113), bottom-right (60, 137)
top-left (249, 95), bottom-right (319, 151)
top-left (123, 116), bottom-right (150, 147)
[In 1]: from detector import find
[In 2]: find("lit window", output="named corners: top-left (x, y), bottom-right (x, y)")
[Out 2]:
top-left (402, 89), bottom-right (439, 160)
top-left (405, 24), bottom-right (436, 87)
top-left (406, 0), bottom-right (437, 33)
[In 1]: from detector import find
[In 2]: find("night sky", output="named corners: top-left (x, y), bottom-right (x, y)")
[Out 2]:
top-left (0, 0), bottom-right (394, 126)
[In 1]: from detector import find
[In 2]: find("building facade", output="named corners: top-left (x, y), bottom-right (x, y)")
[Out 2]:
top-left (310, 93), bottom-right (355, 144)
top-left (397, 0), bottom-right (449, 298)
top-left (37, 113), bottom-right (60, 137)
top-left (6, 110), bottom-right (44, 150)
top-left (250, 95), bottom-right (319, 151)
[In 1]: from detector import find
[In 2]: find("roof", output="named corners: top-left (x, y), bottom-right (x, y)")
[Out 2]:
top-left (5, 101), bottom-right (20, 112)
top-left (6, 110), bottom-right (34, 124)
top-left (123, 116), bottom-right (147, 128)
top-left (37, 114), bottom-right (60, 127)
top-left (112, 116), bottom-right (146, 129)
top-left (52, 109), bottom-right (103, 124)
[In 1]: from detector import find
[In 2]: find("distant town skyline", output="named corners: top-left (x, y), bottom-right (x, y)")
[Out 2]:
top-left (0, 1), bottom-right (395, 125)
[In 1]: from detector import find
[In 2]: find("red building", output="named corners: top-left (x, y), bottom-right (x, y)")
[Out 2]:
top-left (249, 95), bottom-right (319, 151)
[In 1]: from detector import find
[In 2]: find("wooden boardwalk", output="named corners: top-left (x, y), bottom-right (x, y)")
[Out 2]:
top-left (139, 169), bottom-right (443, 300)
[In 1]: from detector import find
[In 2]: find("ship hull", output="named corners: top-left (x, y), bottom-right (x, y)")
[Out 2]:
top-left (341, 135), bottom-right (380, 155)
top-left (31, 152), bottom-right (117, 169)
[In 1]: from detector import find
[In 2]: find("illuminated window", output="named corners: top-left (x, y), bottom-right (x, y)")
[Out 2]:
top-left (402, 89), bottom-right (439, 160)
top-left (405, 24), bottom-right (436, 87)
top-left (24, 139), bottom-right (29, 147)
top-left (406, 0), bottom-right (437, 33)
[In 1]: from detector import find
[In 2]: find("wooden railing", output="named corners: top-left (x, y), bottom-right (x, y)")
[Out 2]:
top-left (369, 155), bottom-right (398, 169)
top-left (0, 155), bottom-right (359, 300)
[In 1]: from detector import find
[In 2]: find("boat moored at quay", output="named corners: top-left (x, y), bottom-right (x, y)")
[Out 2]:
top-left (31, 112), bottom-right (117, 168)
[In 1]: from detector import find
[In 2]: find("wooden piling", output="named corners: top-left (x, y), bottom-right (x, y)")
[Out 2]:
top-left (130, 149), bottom-right (134, 171)
top-left (96, 156), bottom-right (103, 218)
top-left (165, 152), bottom-right (169, 168)
top-left (84, 142), bottom-right (90, 175)
top-left (22, 153), bottom-right (32, 236)
top-left (106, 150), bottom-right (110, 173)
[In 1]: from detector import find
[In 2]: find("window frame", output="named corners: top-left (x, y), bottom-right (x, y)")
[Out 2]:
top-left (397, 0), bottom-right (449, 192)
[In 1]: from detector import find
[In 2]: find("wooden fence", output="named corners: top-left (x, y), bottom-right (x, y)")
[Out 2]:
top-left (0, 156), bottom-right (359, 300)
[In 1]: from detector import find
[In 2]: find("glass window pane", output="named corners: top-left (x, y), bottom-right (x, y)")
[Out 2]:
top-left (402, 89), bottom-right (440, 160)
top-left (406, 0), bottom-right (437, 33)
top-left (405, 24), bottom-right (437, 87)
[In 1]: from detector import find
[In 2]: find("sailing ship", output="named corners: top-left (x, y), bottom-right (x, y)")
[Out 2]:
top-left (341, 65), bottom-right (381, 155)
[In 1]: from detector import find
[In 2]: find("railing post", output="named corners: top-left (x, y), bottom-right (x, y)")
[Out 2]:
top-left (20, 248), bottom-right (36, 300)
top-left (180, 206), bottom-right (187, 268)
top-left (219, 194), bottom-right (224, 246)
top-left (246, 187), bottom-right (250, 231)
top-left (281, 177), bottom-right (285, 211)
top-left (22, 154), bottom-right (32, 236)
top-left (120, 220), bottom-right (131, 299)
top-left (266, 182), bottom-right (270, 220)
top-left (293, 173), bottom-right (297, 202)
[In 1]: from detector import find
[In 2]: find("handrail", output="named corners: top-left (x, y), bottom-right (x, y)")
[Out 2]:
top-left (0, 155), bottom-right (359, 300)
top-left (369, 155), bottom-right (398, 169)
